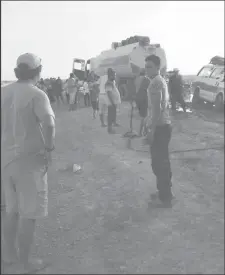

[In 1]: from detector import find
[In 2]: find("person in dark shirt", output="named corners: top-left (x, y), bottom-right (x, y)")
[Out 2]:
top-left (54, 77), bottom-right (64, 107)
top-left (168, 69), bottom-right (186, 112)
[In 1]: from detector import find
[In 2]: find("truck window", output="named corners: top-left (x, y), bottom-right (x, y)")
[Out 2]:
top-left (198, 66), bottom-right (214, 77)
top-left (210, 68), bottom-right (225, 80)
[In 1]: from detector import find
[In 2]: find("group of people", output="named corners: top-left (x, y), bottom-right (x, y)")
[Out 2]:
top-left (1, 51), bottom-right (176, 274)
top-left (37, 77), bottom-right (64, 107)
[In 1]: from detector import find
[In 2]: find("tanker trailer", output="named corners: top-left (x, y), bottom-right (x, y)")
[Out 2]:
top-left (87, 41), bottom-right (167, 98)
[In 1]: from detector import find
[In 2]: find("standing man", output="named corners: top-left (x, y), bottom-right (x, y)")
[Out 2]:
top-left (67, 73), bottom-right (77, 111)
top-left (135, 69), bottom-right (150, 136)
top-left (105, 68), bottom-right (121, 134)
top-left (168, 68), bottom-right (186, 112)
top-left (55, 77), bottom-right (64, 107)
top-left (89, 76), bottom-right (100, 119)
top-left (1, 53), bottom-right (55, 273)
top-left (98, 74), bottom-right (108, 127)
top-left (144, 55), bottom-right (174, 207)
top-left (83, 80), bottom-right (90, 107)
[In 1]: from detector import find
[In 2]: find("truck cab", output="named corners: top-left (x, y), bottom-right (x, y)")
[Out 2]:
top-left (191, 56), bottom-right (224, 111)
top-left (72, 58), bottom-right (86, 81)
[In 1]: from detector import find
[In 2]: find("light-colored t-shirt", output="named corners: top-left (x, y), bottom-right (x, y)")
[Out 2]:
top-left (105, 80), bottom-right (121, 106)
top-left (67, 78), bottom-right (77, 94)
top-left (147, 75), bottom-right (171, 126)
top-left (99, 75), bottom-right (108, 95)
top-left (1, 82), bottom-right (55, 168)
top-left (83, 82), bottom-right (89, 95)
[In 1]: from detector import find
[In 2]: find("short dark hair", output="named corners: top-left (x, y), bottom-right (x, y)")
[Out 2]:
top-left (145, 54), bottom-right (161, 67)
top-left (107, 68), bottom-right (115, 76)
top-left (14, 63), bottom-right (42, 81)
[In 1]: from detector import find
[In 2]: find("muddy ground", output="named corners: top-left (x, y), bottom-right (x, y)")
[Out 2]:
top-left (2, 101), bottom-right (224, 274)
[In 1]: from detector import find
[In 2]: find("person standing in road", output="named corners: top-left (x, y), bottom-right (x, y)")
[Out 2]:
top-left (168, 68), bottom-right (186, 112)
top-left (144, 54), bottom-right (174, 207)
top-left (98, 74), bottom-right (108, 127)
top-left (1, 53), bottom-right (55, 273)
top-left (37, 78), bottom-right (46, 94)
top-left (83, 80), bottom-right (90, 107)
top-left (55, 77), bottom-right (64, 107)
top-left (67, 73), bottom-right (77, 111)
top-left (135, 69), bottom-right (150, 136)
top-left (105, 68), bottom-right (121, 134)
top-left (89, 76), bottom-right (100, 119)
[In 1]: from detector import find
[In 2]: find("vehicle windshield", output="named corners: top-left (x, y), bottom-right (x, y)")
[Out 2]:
top-left (197, 66), bottom-right (214, 77)
top-left (73, 59), bottom-right (85, 71)
top-left (210, 67), bottom-right (225, 80)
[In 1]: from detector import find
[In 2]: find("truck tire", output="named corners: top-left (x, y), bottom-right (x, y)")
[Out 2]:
top-left (215, 93), bottom-right (224, 112)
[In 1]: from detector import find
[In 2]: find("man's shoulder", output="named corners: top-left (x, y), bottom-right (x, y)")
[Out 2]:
top-left (30, 85), bottom-right (50, 103)
top-left (150, 75), bottom-right (165, 90)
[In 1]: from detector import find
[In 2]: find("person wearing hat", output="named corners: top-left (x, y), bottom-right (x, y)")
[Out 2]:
top-left (168, 68), bottom-right (186, 112)
top-left (1, 53), bottom-right (55, 273)
top-left (105, 68), bottom-right (121, 134)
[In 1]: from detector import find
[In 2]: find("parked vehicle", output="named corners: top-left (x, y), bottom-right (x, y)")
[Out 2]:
top-left (191, 56), bottom-right (224, 111)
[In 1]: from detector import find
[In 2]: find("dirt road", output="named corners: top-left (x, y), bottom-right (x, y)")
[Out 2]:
top-left (3, 102), bottom-right (224, 274)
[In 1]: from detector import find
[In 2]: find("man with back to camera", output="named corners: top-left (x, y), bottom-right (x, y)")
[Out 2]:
top-left (144, 54), bottom-right (175, 207)
top-left (1, 53), bottom-right (55, 273)
top-left (168, 68), bottom-right (186, 112)
top-left (55, 76), bottom-right (64, 107)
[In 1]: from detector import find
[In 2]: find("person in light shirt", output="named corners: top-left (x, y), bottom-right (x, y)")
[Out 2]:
top-left (105, 68), bottom-right (121, 134)
top-left (98, 74), bottom-right (108, 127)
top-left (1, 53), bottom-right (55, 273)
top-left (67, 73), bottom-right (77, 111)
top-left (144, 54), bottom-right (174, 208)
top-left (83, 80), bottom-right (90, 107)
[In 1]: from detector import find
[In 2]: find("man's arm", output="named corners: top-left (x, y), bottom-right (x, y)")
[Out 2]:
top-left (150, 91), bottom-right (162, 132)
top-left (33, 92), bottom-right (55, 150)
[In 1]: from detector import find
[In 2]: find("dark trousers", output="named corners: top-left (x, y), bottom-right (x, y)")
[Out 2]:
top-left (108, 105), bottom-right (117, 129)
top-left (84, 93), bottom-right (90, 106)
top-left (66, 93), bottom-right (70, 104)
top-left (171, 92), bottom-right (186, 112)
top-left (150, 124), bottom-right (172, 201)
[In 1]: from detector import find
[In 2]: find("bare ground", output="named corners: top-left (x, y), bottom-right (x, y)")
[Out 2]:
top-left (3, 102), bottom-right (224, 274)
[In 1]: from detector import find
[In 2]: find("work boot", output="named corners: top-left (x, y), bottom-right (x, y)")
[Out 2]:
top-left (149, 190), bottom-right (175, 208)
top-left (99, 114), bottom-right (107, 127)
top-left (150, 190), bottom-right (175, 201)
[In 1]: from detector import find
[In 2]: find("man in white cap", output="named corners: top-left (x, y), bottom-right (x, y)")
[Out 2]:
top-left (1, 53), bottom-right (55, 273)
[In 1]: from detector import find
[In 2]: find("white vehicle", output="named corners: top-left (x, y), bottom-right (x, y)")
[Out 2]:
top-left (72, 36), bottom-right (167, 97)
top-left (192, 56), bottom-right (224, 111)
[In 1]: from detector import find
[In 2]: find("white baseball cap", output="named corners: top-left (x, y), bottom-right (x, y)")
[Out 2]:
top-left (16, 53), bottom-right (42, 69)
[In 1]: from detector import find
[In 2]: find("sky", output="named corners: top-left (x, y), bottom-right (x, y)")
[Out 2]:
top-left (1, 1), bottom-right (224, 80)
